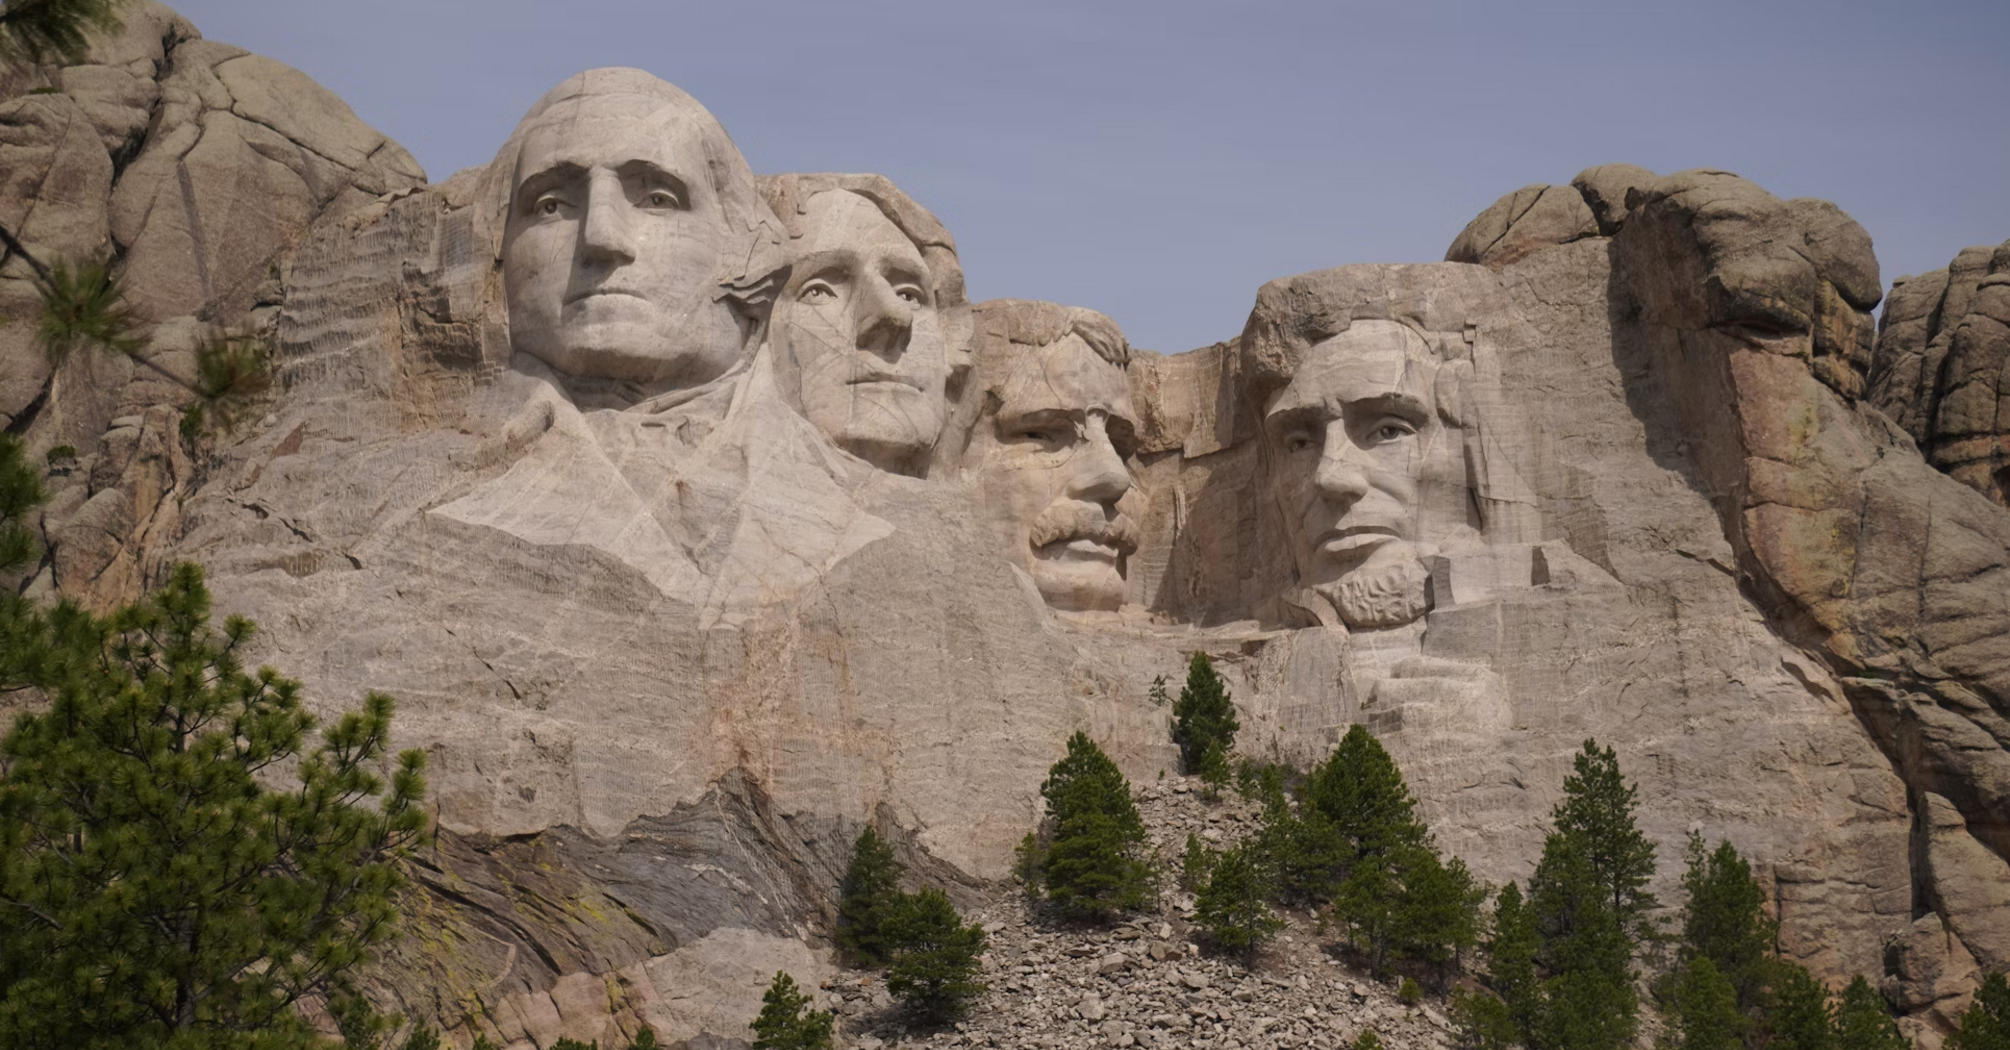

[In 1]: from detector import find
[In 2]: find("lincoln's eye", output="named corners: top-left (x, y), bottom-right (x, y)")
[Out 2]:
top-left (1284, 431), bottom-right (1316, 453)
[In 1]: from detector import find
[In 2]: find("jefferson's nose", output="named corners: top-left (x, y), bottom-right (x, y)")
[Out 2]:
top-left (854, 277), bottom-right (913, 360)
top-left (579, 172), bottom-right (636, 264)
top-left (1313, 427), bottom-right (1371, 503)
top-left (1068, 417), bottom-right (1132, 505)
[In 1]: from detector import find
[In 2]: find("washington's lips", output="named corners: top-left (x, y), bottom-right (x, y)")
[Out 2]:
top-left (564, 287), bottom-right (651, 306)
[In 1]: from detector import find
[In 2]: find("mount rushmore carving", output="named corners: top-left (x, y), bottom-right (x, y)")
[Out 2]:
top-left (5, 9), bottom-right (2010, 1046)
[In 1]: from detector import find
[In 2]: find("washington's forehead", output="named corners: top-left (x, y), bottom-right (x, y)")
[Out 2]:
top-left (1000, 336), bottom-right (1133, 415)
top-left (516, 95), bottom-right (715, 173)
top-left (1278, 323), bottom-right (1434, 408)
top-left (798, 191), bottom-right (924, 263)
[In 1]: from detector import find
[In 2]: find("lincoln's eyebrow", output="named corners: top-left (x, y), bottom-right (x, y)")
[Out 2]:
top-left (514, 161), bottom-right (588, 212)
top-left (1264, 401), bottom-right (1331, 432)
top-left (1343, 391), bottom-right (1431, 423)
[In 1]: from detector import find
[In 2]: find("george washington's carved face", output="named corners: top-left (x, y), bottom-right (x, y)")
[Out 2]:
top-left (503, 92), bottom-right (753, 392)
top-left (966, 334), bottom-right (1141, 613)
top-left (771, 190), bottom-right (951, 475)
top-left (1262, 320), bottom-right (1468, 628)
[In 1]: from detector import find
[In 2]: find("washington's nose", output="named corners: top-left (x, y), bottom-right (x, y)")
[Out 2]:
top-left (1313, 429), bottom-right (1372, 503)
top-left (579, 173), bottom-right (637, 264)
top-left (1068, 419), bottom-right (1132, 505)
top-left (854, 277), bottom-right (913, 360)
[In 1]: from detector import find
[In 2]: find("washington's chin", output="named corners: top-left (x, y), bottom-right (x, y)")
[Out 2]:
top-left (1029, 543), bottom-right (1127, 612)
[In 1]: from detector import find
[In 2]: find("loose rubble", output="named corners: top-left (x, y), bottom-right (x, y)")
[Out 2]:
top-left (822, 776), bottom-right (1456, 1050)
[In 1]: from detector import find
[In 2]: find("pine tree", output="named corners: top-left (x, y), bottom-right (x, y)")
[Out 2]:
top-left (0, 0), bottom-right (127, 67)
top-left (1663, 955), bottom-right (1745, 1050)
top-left (1528, 835), bottom-right (1640, 1050)
top-left (1172, 652), bottom-right (1238, 776)
top-left (1832, 976), bottom-right (1908, 1050)
top-left (1675, 833), bottom-right (1776, 1014)
top-left (1181, 832), bottom-right (1217, 892)
top-left (1948, 971), bottom-right (2010, 1050)
top-left (1302, 725), bottom-right (1426, 860)
top-left (1448, 987), bottom-right (1520, 1050)
top-left (836, 826), bottom-right (905, 967)
top-left (884, 888), bottom-right (987, 1024)
top-left (0, 562), bottom-right (429, 1050)
top-left (1193, 842), bottom-right (1282, 958)
top-left (1394, 849), bottom-right (1486, 982)
top-left (1766, 960), bottom-right (1838, 1050)
top-left (1486, 881), bottom-right (1541, 1041)
top-left (1033, 732), bottom-right (1152, 921)
top-left (750, 971), bottom-right (834, 1050)
top-left (1551, 740), bottom-right (1658, 940)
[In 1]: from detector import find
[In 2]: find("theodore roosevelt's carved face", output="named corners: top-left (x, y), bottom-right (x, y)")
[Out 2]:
top-left (966, 333), bottom-right (1140, 613)
top-left (772, 190), bottom-right (951, 475)
top-left (1262, 320), bottom-right (1467, 628)
top-left (503, 92), bottom-right (750, 392)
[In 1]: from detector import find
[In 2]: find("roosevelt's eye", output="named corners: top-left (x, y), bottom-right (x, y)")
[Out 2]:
top-left (799, 281), bottom-right (837, 303)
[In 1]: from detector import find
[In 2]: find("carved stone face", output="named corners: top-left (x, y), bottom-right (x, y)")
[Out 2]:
top-left (773, 190), bottom-right (950, 475)
top-left (967, 335), bottom-right (1141, 613)
top-left (1262, 320), bottom-right (1466, 628)
top-left (503, 93), bottom-right (750, 391)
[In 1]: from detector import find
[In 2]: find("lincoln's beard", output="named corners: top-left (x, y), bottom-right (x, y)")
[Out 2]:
top-left (1314, 541), bottom-right (1430, 629)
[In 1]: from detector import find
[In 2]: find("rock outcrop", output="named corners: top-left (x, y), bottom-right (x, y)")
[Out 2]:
top-left (1870, 238), bottom-right (2010, 508)
top-left (6, 9), bottom-right (2010, 1050)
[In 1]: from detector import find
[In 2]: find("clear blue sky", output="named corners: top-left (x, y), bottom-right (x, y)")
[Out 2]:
top-left (169, 0), bottom-right (2008, 354)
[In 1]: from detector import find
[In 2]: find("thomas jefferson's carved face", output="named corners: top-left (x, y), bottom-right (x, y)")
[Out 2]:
top-left (503, 93), bottom-right (750, 391)
top-left (967, 335), bottom-right (1140, 613)
top-left (1262, 321), bottom-right (1466, 628)
top-left (773, 191), bottom-right (950, 475)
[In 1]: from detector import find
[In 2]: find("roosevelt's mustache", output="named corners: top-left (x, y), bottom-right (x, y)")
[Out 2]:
top-left (1030, 503), bottom-right (1140, 555)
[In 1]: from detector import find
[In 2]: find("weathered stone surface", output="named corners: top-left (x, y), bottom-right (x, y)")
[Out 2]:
top-left (9, 9), bottom-right (2010, 1047)
top-left (1443, 183), bottom-right (1596, 268)
top-left (1871, 239), bottom-right (2010, 508)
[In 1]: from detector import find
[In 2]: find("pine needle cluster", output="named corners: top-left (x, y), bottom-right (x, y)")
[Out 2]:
top-left (1022, 732), bottom-right (1154, 922)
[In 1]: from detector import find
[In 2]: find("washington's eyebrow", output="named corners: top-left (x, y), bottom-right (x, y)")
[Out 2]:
top-left (514, 161), bottom-right (588, 211)
top-left (615, 158), bottom-right (691, 202)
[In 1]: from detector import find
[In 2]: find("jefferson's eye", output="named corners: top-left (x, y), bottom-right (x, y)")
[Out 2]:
top-left (800, 281), bottom-right (837, 302)
top-left (893, 284), bottom-right (926, 306)
top-left (643, 189), bottom-right (682, 209)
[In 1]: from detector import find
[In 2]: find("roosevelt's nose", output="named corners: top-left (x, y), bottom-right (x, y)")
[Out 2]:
top-left (1312, 427), bottom-right (1372, 503)
top-left (1067, 416), bottom-right (1132, 505)
top-left (854, 277), bottom-right (913, 361)
top-left (579, 172), bottom-right (637, 265)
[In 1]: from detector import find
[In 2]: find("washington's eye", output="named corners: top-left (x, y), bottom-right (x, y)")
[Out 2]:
top-left (535, 196), bottom-right (564, 216)
top-left (643, 189), bottom-right (682, 209)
